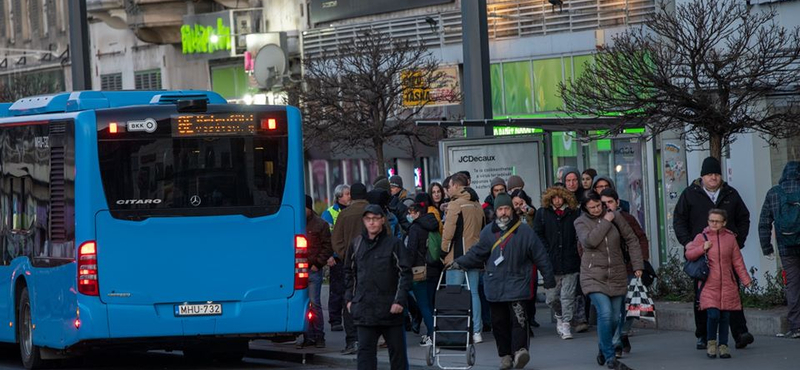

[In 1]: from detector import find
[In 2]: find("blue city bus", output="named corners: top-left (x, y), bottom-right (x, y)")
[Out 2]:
top-left (0, 90), bottom-right (309, 368)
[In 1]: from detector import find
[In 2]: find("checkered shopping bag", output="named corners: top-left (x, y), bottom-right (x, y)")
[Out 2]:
top-left (625, 277), bottom-right (656, 323)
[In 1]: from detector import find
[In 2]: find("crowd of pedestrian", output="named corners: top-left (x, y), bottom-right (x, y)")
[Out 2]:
top-left (298, 158), bottom-right (800, 370)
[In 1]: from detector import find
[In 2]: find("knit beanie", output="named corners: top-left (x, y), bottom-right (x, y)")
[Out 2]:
top-left (700, 157), bottom-right (722, 176)
top-left (507, 175), bottom-right (524, 190)
top-left (366, 189), bottom-right (390, 209)
top-left (490, 176), bottom-right (506, 190)
top-left (373, 178), bottom-right (390, 191)
top-left (494, 193), bottom-right (513, 211)
top-left (350, 182), bottom-right (367, 200)
top-left (389, 175), bottom-right (404, 189)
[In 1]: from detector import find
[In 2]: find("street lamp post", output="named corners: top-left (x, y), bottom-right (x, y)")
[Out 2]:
top-left (69, 0), bottom-right (92, 91)
top-left (461, 0), bottom-right (493, 137)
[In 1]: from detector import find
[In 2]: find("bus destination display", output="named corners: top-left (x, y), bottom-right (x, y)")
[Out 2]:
top-left (173, 113), bottom-right (256, 136)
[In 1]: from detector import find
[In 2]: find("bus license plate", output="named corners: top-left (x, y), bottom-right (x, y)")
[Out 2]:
top-left (175, 303), bottom-right (222, 316)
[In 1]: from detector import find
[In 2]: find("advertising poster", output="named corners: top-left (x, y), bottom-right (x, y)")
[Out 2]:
top-left (442, 137), bottom-right (543, 203)
top-left (661, 139), bottom-right (688, 258)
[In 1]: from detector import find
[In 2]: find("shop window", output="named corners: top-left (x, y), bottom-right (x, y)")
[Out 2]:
top-left (533, 58), bottom-right (564, 112)
top-left (551, 131), bottom-right (579, 183)
top-left (211, 65), bottom-right (251, 100)
top-left (502, 61), bottom-right (534, 114)
top-left (309, 159), bottom-right (329, 205)
top-left (328, 160), bottom-right (343, 202)
top-left (135, 69), bottom-right (162, 90)
top-left (101, 73), bottom-right (123, 91)
top-left (491, 64), bottom-right (504, 115)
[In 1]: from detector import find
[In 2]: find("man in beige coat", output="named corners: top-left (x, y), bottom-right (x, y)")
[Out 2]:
top-left (441, 173), bottom-right (485, 342)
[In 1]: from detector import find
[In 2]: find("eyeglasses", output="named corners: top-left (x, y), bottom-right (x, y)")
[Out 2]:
top-left (364, 216), bottom-right (384, 223)
top-left (708, 219), bottom-right (725, 224)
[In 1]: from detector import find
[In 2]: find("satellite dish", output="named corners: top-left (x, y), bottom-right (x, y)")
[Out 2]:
top-left (253, 44), bottom-right (287, 89)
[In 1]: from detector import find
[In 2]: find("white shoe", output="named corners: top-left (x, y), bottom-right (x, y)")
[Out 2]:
top-left (419, 335), bottom-right (432, 346)
top-left (560, 322), bottom-right (573, 339)
top-left (473, 332), bottom-right (483, 344)
top-left (555, 315), bottom-right (564, 336)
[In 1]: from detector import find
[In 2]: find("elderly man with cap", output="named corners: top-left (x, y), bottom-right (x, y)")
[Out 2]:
top-left (673, 156), bottom-right (753, 350)
top-left (297, 195), bottom-right (334, 348)
top-left (332, 182), bottom-right (369, 355)
top-left (345, 204), bottom-right (412, 370)
top-left (451, 193), bottom-right (556, 370)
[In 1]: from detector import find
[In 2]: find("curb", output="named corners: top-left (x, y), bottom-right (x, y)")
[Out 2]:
top-left (248, 346), bottom-right (431, 370)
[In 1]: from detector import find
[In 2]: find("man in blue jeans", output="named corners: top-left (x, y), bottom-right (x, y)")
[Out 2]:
top-left (441, 173), bottom-right (485, 343)
top-left (759, 161), bottom-right (800, 339)
top-left (298, 195), bottom-right (334, 348)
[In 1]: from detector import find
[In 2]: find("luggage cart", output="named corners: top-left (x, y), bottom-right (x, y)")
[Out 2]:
top-left (426, 270), bottom-right (476, 369)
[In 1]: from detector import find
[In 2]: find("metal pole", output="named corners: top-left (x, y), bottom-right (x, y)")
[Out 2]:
top-left (461, 0), bottom-right (493, 137)
top-left (69, 0), bottom-right (92, 91)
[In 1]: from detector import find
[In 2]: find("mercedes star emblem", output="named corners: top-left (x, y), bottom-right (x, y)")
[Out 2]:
top-left (190, 195), bottom-right (202, 207)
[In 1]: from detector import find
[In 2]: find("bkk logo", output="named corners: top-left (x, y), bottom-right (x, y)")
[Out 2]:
top-left (116, 199), bottom-right (162, 205)
top-left (458, 155), bottom-right (496, 163)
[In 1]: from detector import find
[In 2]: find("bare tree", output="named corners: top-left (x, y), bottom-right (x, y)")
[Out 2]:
top-left (0, 74), bottom-right (63, 102)
top-left (559, 0), bottom-right (800, 160)
top-left (287, 30), bottom-right (453, 174)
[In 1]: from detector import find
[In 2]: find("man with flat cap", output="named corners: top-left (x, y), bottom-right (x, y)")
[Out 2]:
top-left (345, 204), bottom-right (412, 370)
top-left (673, 156), bottom-right (754, 350)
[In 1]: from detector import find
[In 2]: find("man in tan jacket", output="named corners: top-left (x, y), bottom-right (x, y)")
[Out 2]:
top-left (441, 173), bottom-right (485, 342)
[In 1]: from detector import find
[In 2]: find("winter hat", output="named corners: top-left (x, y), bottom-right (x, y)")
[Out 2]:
top-left (560, 166), bottom-right (581, 184)
top-left (414, 193), bottom-right (432, 209)
top-left (490, 177), bottom-right (507, 190)
top-left (494, 192), bottom-right (513, 211)
top-left (350, 182), bottom-right (368, 200)
top-left (507, 175), bottom-right (525, 191)
top-left (366, 189), bottom-right (390, 209)
top-left (389, 175), bottom-right (404, 189)
top-left (373, 178), bottom-right (391, 191)
top-left (305, 195), bottom-right (313, 210)
top-left (701, 156), bottom-right (722, 176)
top-left (591, 176), bottom-right (616, 190)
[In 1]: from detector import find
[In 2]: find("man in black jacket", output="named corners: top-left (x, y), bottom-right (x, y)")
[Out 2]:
top-left (534, 186), bottom-right (581, 340)
top-left (673, 156), bottom-right (753, 350)
top-left (452, 193), bottom-right (556, 370)
top-left (298, 195), bottom-right (334, 348)
top-left (345, 205), bottom-right (412, 370)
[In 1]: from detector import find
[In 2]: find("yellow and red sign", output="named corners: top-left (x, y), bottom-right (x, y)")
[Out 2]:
top-left (402, 66), bottom-right (460, 107)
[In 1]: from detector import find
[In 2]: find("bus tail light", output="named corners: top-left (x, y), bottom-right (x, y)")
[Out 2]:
top-left (294, 235), bottom-right (309, 290)
top-left (78, 241), bottom-right (99, 296)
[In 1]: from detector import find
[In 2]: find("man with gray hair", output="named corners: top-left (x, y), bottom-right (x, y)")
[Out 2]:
top-left (322, 184), bottom-right (351, 332)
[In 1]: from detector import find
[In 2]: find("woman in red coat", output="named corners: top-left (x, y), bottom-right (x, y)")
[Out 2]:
top-left (685, 209), bottom-right (752, 359)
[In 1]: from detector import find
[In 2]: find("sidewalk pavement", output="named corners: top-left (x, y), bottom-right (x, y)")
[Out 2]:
top-left (249, 285), bottom-right (800, 370)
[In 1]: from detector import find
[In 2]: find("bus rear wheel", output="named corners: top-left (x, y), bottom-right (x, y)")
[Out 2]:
top-left (183, 339), bottom-right (248, 364)
top-left (18, 288), bottom-right (44, 369)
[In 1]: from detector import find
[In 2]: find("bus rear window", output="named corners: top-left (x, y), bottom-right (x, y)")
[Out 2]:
top-left (97, 110), bottom-right (288, 219)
